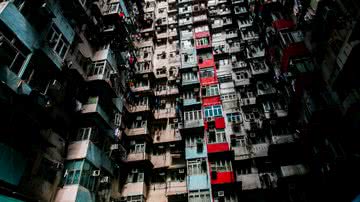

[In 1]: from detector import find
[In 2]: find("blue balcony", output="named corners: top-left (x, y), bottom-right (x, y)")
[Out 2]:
top-left (80, 97), bottom-right (115, 130)
top-left (183, 98), bottom-right (202, 106)
top-left (187, 175), bottom-right (210, 191)
top-left (185, 143), bottom-right (207, 159)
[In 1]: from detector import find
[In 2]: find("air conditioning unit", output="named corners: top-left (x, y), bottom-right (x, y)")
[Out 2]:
top-left (249, 133), bottom-right (256, 138)
top-left (132, 169), bottom-right (139, 174)
top-left (136, 116), bottom-right (142, 121)
top-left (159, 172), bottom-right (165, 176)
top-left (130, 140), bottom-right (136, 145)
top-left (100, 176), bottom-right (109, 183)
top-left (179, 169), bottom-right (185, 173)
top-left (218, 191), bottom-right (225, 197)
top-left (110, 144), bottom-right (119, 150)
top-left (92, 170), bottom-right (101, 176)
top-left (173, 119), bottom-right (178, 123)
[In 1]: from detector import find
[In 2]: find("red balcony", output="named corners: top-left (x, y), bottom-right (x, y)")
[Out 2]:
top-left (198, 57), bottom-right (215, 69)
top-left (202, 96), bottom-right (221, 107)
top-left (210, 171), bottom-right (235, 185)
top-left (207, 142), bottom-right (230, 154)
top-left (195, 31), bottom-right (210, 39)
top-left (200, 76), bottom-right (218, 86)
top-left (281, 43), bottom-right (309, 72)
top-left (215, 117), bottom-right (225, 129)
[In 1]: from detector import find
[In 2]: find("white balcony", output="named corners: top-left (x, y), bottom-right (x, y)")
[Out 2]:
top-left (121, 182), bottom-right (147, 198)
top-left (271, 134), bottom-right (298, 144)
top-left (166, 181), bottom-right (187, 195)
top-left (151, 152), bottom-right (171, 168)
top-left (154, 108), bottom-right (177, 119)
top-left (236, 174), bottom-right (261, 190)
top-left (127, 152), bottom-right (151, 162)
top-left (153, 129), bottom-right (182, 143)
top-left (125, 126), bottom-right (149, 137)
top-left (280, 164), bottom-right (308, 177)
top-left (250, 143), bottom-right (269, 157)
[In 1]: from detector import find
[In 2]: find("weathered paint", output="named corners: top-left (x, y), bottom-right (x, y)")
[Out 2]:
top-left (207, 143), bottom-right (229, 153)
top-left (187, 174), bottom-right (210, 190)
top-left (202, 96), bottom-right (221, 106)
top-left (210, 171), bottom-right (235, 185)
top-left (185, 144), bottom-right (207, 159)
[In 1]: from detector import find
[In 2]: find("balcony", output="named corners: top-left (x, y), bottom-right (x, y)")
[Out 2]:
top-left (239, 97), bottom-right (256, 107)
top-left (179, 5), bottom-right (192, 15)
top-left (198, 55), bottom-right (215, 69)
top-left (182, 74), bottom-right (200, 86)
top-left (153, 129), bottom-right (182, 143)
top-left (179, 17), bottom-right (193, 26)
top-left (257, 82), bottom-right (276, 96)
top-left (207, 142), bottom-right (230, 154)
top-left (185, 141), bottom-right (207, 159)
top-left (184, 119), bottom-right (204, 129)
top-left (180, 30), bottom-right (193, 40)
top-left (155, 86), bottom-right (179, 96)
top-left (135, 62), bottom-right (153, 75)
top-left (154, 108), bottom-right (177, 119)
top-left (93, 47), bottom-right (117, 69)
top-left (80, 97), bottom-right (114, 129)
top-left (193, 14), bottom-right (208, 23)
top-left (226, 31), bottom-right (238, 39)
top-left (194, 31), bottom-right (210, 39)
top-left (250, 143), bottom-right (269, 158)
top-left (241, 30), bottom-right (259, 41)
top-left (187, 175), bottom-right (210, 191)
top-left (151, 152), bottom-right (171, 168)
top-left (238, 18), bottom-right (253, 29)
top-left (212, 18), bottom-right (233, 29)
top-left (236, 174), bottom-right (261, 190)
top-left (280, 164), bottom-right (308, 178)
top-left (181, 50), bottom-right (197, 69)
top-left (130, 82), bottom-right (151, 93)
top-left (229, 43), bottom-right (241, 53)
top-left (166, 181), bottom-right (187, 196)
top-left (121, 182), bottom-right (147, 198)
top-left (234, 6), bottom-right (247, 15)
top-left (127, 152), bottom-right (151, 162)
top-left (125, 102), bottom-right (150, 113)
top-left (247, 45), bottom-right (265, 59)
top-left (183, 97), bottom-right (202, 106)
top-left (195, 37), bottom-right (212, 49)
top-left (250, 61), bottom-right (269, 75)
top-left (125, 124), bottom-right (149, 137)
top-left (210, 171), bottom-right (235, 185)
top-left (234, 146), bottom-right (251, 160)
top-left (271, 134), bottom-right (299, 145)
top-left (213, 43), bottom-right (229, 55)
top-left (66, 140), bottom-right (114, 174)
top-left (134, 39), bottom-right (154, 48)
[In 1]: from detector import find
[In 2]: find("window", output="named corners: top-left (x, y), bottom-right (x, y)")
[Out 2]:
top-left (0, 32), bottom-right (28, 75)
top-left (235, 71), bottom-right (249, 80)
top-left (88, 60), bottom-right (111, 79)
top-left (127, 169), bottom-right (145, 183)
top-left (208, 129), bottom-right (226, 143)
top-left (170, 169), bottom-right (185, 181)
top-left (202, 85), bottom-right (219, 97)
top-left (211, 160), bottom-right (232, 172)
top-left (226, 113), bottom-right (242, 123)
top-left (183, 72), bottom-right (198, 81)
top-left (189, 190), bottom-right (211, 202)
top-left (184, 110), bottom-right (202, 121)
top-left (76, 127), bottom-right (97, 141)
top-left (186, 136), bottom-right (203, 147)
top-left (204, 105), bottom-right (222, 118)
top-left (129, 143), bottom-right (145, 154)
top-left (200, 68), bottom-right (214, 78)
top-left (108, 3), bottom-right (120, 13)
top-left (120, 195), bottom-right (144, 202)
top-left (188, 159), bottom-right (207, 175)
top-left (47, 24), bottom-right (70, 60)
top-left (158, 8), bottom-right (165, 13)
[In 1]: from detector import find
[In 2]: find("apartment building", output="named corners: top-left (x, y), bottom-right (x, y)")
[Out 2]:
top-left (1, 0), bottom-right (360, 202)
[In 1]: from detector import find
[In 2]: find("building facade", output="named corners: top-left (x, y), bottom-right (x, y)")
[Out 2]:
top-left (0, 0), bottom-right (360, 202)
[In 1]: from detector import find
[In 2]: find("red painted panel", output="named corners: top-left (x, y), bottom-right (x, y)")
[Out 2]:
top-left (210, 171), bottom-right (235, 184)
top-left (272, 19), bottom-right (295, 31)
top-left (215, 117), bottom-right (225, 129)
top-left (198, 59), bottom-right (215, 69)
top-left (195, 31), bottom-right (210, 38)
top-left (207, 142), bottom-right (229, 153)
top-left (196, 44), bottom-right (212, 50)
top-left (281, 43), bottom-right (308, 72)
top-left (200, 76), bottom-right (218, 85)
top-left (202, 96), bottom-right (221, 107)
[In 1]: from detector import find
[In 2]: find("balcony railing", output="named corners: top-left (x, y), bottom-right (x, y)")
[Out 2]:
top-left (280, 164), bottom-right (308, 178)
top-left (236, 174), bottom-right (261, 190)
top-left (184, 119), bottom-right (204, 128)
top-left (154, 108), bottom-right (177, 119)
top-left (271, 134), bottom-right (298, 144)
top-left (153, 129), bottom-right (181, 143)
top-left (127, 152), bottom-right (151, 162)
top-left (121, 182), bottom-right (147, 198)
top-left (125, 126), bottom-right (149, 137)
top-left (166, 181), bottom-right (187, 195)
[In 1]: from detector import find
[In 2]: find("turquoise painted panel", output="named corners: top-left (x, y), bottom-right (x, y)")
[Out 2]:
top-left (0, 194), bottom-right (24, 202)
top-left (96, 104), bottom-right (112, 127)
top-left (185, 145), bottom-right (207, 160)
top-left (119, 0), bottom-right (129, 17)
top-left (112, 97), bottom-right (124, 113)
top-left (187, 175), bottom-right (210, 190)
top-left (86, 142), bottom-right (102, 169)
top-left (76, 185), bottom-right (94, 202)
top-left (40, 45), bottom-right (63, 70)
top-left (65, 160), bottom-right (84, 170)
top-left (0, 68), bottom-right (32, 95)
top-left (48, 0), bottom-right (75, 43)
top-left (86, 142), bottom-right (114, 175)
top-left (0, 2), bottom-right (40, 51)
top-left (0, 143), bottom-right (26, 186)
top-left (183, 98), bottom-right (201, 106)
